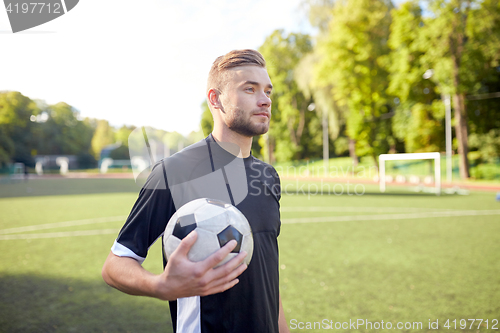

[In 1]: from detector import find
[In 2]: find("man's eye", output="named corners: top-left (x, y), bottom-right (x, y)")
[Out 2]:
top-left (246, 87), bottom-right (254, 92)
top-left (266, 91), bottom-right (272, 96)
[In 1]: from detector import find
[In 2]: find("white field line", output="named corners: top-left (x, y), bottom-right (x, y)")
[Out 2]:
top-left (0, 229), bottom-right (118, 240)
top-left (0, 216), bottom-right (127, 235)
top-left (280, 206), bottom-right (453, 213)
top-left (282, 209), bottom-right (500, 224)
top-left (2, 208), bottom-right (499, 240)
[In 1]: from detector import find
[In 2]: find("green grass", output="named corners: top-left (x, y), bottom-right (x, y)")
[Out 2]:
top-left (279, 193), bottom-right (500, 332)
top-left (0, 179), bottom-right (499, 332)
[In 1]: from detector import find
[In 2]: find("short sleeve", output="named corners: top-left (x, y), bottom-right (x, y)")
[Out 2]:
top-left (112, 161), bottom-right (176, 263)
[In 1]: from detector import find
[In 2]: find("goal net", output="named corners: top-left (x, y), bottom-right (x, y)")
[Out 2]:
top-left (379, 153), bottom-right (441, 195)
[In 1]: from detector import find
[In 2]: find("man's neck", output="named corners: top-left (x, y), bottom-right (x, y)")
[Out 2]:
top-left (211, 127), bottom-right (253, 158)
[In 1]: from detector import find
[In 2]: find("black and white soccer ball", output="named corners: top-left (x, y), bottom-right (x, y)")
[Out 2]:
top-left (163, 198), bottom-right (253, 267)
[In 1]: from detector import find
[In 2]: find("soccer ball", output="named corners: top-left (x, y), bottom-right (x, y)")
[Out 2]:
top-left (163, 198), bottom-right (253, 267)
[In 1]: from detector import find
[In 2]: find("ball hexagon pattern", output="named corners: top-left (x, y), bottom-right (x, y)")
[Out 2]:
top-left (163, 198), bottom-right (253, 267)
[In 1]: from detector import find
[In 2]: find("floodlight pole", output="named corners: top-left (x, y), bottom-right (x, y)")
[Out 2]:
top-left (308, 102), bottom-right (329, 177)
top-left (323, 108), bottom-right (329, 177)
top-left (424, 69), bottom-right (452, 184)
top-left (444, 94), bottom-right (452, 183)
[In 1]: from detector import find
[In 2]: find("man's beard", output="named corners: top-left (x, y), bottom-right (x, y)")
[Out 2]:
top-left (226, 107), bottom-right (270, 137)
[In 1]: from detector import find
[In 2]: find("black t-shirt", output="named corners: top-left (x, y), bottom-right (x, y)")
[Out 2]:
top-left (111, 134), bottom-right (282, 333)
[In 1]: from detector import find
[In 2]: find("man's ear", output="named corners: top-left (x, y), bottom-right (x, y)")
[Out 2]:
top-left (207, 88), bottom-right (221, 110)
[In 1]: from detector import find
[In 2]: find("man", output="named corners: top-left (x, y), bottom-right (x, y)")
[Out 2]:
top-left (102, 49), bottom-right (289, 333)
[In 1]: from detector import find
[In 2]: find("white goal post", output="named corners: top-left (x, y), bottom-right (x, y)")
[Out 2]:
top-left (379, 152), bottom-right (441, 195)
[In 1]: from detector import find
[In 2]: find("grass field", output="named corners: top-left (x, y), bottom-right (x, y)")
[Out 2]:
top-left (0, 178), bottom-right (499, 332)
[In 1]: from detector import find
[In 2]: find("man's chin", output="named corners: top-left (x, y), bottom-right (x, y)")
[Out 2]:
top-left (231, 125), bottom-right (269, 137)
top-left (250, 123), bottom-right (269, 136)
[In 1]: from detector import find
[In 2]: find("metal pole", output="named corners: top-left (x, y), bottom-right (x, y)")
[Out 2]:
top-left (444, 94), bottom-right (452, 183)
top-left (379, 156), bottom-right (386, 192)
top-left (435, 154), bottom-right (441, 196)
top-left (323, 109), bottom-right (329, 177)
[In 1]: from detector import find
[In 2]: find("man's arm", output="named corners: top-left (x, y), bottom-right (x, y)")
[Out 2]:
top-left (102, 231), bottom-right (247, 301)
top-left (279, 293), bottom-right (290, 333)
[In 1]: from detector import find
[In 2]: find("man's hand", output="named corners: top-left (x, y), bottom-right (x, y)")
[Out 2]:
top-left (102, 230), bottom-right (248, 301)
top-left (155, 230), bottom-right (247, 300)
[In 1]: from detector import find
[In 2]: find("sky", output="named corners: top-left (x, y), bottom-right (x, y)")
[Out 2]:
top-left (1, 0), bottom-right (314, 135)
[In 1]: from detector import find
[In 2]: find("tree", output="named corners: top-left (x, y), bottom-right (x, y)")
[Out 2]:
top-left (108, 125), bottom-right (136, 160)
top-left (387, 1), bottom-right (444, 153)
top-left (301, 0), bottom-right (336, 32)
top-left (0, 91), bottom-right (99, 168)
top-left (296, 52), bottom-right (341, 140)
top-left (187, 130), bottom-right (205, 146)
top-left (115, 125), bottom-right (136, 146)
top-left (0, 91), bottom-right (41, 166)
top-left (467, 71), bottom-right (500, 136)
top-left (0, 125), bottom-right (14, 166)
top-left (420, 0), bottom-right (500, 178)
top-left (295, 51), bottom-right (340, 164)
top-left (259, 29), bottom-right (314, 162)
top-left (91, 120), bottom-right (115, 160)
top-left (200, 101), bottom-right (213, 137)
top-left (303, 0), bottom-right (362, 165)
top-left (315, 0), bottom-right (394, 167)
top-left (37, 102), bottom-right (94, 156)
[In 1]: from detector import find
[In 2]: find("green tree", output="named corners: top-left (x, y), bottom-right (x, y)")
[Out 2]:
top-left (467, 73), bottom-right (500, 136)
top-left (187, 130), bottom-right (205, 146)
top-left (0, 125), bottom-right (14, 166)
top-left (108, 125), bottom-right (136, 160)
top-left (420, 0), bottom-right (500, 178)
top-left (295, 52), bottom-right (339, 160)
top-left (295, 53), bottom-right (333, 138)
top-left (0, 91), bottom-right (41, 166)
top-left (303, 0), bottom-right (362, 164)
top-left (163, 131), bottom-right (186, 153)
top-left (259, 29), bottom-right (314, 162)
top-left (315, 0), bottom-right (394, 167)
top-left (302, 0), bottom-right (336, 32)
top-left (387, 1), bottom-right (444, 153)
top-left (91, 120), bottom-right (115, 159)
top-left (115, 125), bottom-right (136, 146)
top-left (38, 102), bottom-right (94, 156)
top-left (200, 101), bottom-right (214, 137)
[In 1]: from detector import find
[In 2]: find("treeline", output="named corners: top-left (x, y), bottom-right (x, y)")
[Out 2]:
top-left (0, 91), bottom-right (202, 169)
top-left (202, 0), bottom-right (500, 179)
top-left (2, 0), bottom-right (500, 179)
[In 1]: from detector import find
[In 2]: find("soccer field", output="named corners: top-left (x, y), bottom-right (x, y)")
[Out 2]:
top-left (0, 178), bottom-right (499, 332)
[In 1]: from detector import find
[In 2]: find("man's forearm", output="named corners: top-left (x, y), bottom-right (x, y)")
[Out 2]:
top-left (102, 252), bottom-right (161, 298)
top-left (102, 235), bottom-right (247, 302)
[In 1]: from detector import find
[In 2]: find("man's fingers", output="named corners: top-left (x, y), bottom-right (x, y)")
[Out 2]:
top-left (200, 257), bottom-right (248, 295)
top-left (201, 251), bottom-right (248, 287)
top-left (206, 278), bottom-right (240, 296)
top-left (213, 251), bottom-right (247, 279)
top-left (200, 239), bottom-right (238, 270)
top-left (172, 230), bottom-right (197, 258)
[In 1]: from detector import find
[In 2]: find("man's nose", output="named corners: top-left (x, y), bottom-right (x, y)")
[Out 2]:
top-left (258, 92), bottom-right (271, 108)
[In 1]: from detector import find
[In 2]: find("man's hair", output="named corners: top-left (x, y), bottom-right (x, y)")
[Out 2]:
top-left (207, 49), bottom-right (266, 96)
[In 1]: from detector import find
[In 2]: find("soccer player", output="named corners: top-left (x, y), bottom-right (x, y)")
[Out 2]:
top-left (102, 49), bottom-right (289, 333)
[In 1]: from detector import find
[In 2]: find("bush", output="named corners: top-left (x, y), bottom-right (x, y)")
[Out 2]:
top-left (469, 129), bottom-right (500, 163)
top-left (470, 163), bottom-right (500, 180)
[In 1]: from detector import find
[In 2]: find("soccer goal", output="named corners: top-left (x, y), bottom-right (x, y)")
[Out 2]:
top-left (379, 152), bottom-right (441, 195)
